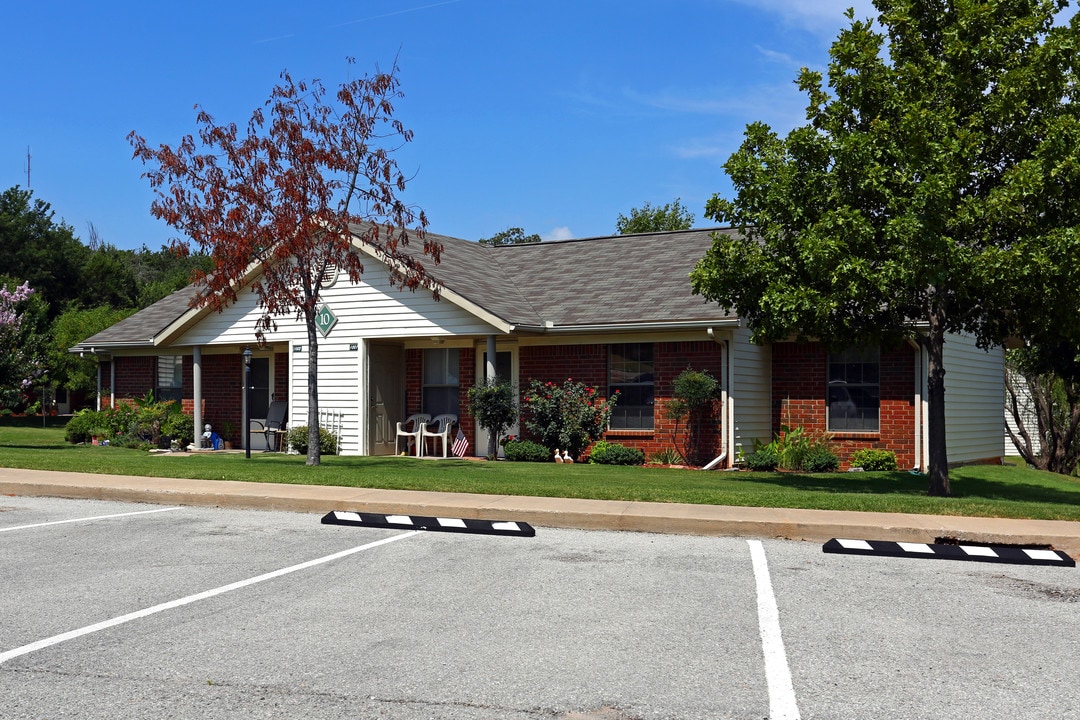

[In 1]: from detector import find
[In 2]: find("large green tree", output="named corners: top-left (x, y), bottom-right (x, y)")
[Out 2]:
top-left (690, 0), bottom-right (1080, 496)
top-left (616, 198), bottom-right (695, 234)
top-left (0, 187), bottom-right (89, 319)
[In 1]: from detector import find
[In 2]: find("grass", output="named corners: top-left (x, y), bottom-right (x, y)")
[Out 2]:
top-left (3, 424), bottom-right (1080, 521)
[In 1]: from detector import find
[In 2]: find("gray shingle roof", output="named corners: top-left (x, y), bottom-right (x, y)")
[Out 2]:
top-left (72, 227), bottom-right (738, 349)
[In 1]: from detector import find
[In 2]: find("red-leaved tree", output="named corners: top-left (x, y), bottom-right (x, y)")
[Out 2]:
top-left (129, 58), bottom-right (440, 465)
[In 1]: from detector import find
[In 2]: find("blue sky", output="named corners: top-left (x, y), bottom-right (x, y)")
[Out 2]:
top-left (2, 0), bottom-right (876, 250)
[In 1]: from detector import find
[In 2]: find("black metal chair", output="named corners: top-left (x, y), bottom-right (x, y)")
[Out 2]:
top-left (250, 401), bottom-right (288, 452)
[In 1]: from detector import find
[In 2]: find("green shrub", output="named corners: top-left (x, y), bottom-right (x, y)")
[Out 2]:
top-left (850, 448), bottom-right (898, 471)
top-left (803, 445), bottom-right (840, 472)
top-left (286, 426), bottom-right (339, 455)
top-left (588, 441), bottom-right (645, 466)
top-left (521, 378), bottom-right (616, 461)
top-left (467, 376), bottom-right (519, 459)
top-left (160, 412), bottom-right (195, 447)
top-left (504, 439), bottom-right (551, 462)
top-left (665, 367), bottom-right (720, 465)
top-left (64, 409), bottom-right (105, 444)
top-left (745, 446), bottom-right (780, 471)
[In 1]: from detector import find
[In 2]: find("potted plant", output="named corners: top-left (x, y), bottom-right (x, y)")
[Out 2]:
top-left (221, 420), bottom-right (236, 450)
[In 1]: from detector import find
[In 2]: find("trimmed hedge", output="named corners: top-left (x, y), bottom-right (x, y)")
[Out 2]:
top-left (504, 439), bottom-right (551, 462)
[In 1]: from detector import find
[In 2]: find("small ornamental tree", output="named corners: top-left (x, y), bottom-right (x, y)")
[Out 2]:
top-left (129, 58), bottom-right (440, 465)
top-left (521, 378), bottom-right (616, 461)
top-left (0, 281), bottom-right (43, 407)
top-left (467, 376), bottom-right (518, 459)
top-left (665, 368), bottom-right (719, 465)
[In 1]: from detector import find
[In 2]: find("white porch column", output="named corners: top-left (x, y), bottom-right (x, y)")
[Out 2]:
top-left (109, 361), bottom-right (115, 409)
top-left (486, 335), bottom-right (497, 380)
top-left (96, 362), bottom-right (102, 411)
top-left (193, 347), bottom-right (203, 448)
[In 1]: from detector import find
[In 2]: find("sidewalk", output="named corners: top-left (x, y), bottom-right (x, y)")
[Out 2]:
top-left (2, 467), bottom-right (1079, 556)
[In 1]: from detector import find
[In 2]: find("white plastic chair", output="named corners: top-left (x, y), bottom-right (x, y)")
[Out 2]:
top-left (395, 413), bottom-right (430, 457)
top-left (422, 414), bottom-right (458, 458)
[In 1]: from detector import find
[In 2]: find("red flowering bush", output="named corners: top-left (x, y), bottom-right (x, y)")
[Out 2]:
top-left (521, 378), bottom-right (616, 461)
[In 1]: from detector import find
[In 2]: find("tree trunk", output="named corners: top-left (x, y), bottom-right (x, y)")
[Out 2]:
top-left (924, 311), bottom-right (951, 496)
top-left (306, 320), bottom-right (321, 467)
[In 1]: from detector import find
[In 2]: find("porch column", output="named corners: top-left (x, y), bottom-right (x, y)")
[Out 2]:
top-left (193, 347), bottom-right (203, 449)
top-left (109, 361), bottom-right (115, 409)
top-left (96, 362), bottom-right (102, 411)
top-left (486, 335), bottom-right (497, 380)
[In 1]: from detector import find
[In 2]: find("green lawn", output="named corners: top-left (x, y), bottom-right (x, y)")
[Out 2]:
top-left (3, 423), bottom-right (1080, 521)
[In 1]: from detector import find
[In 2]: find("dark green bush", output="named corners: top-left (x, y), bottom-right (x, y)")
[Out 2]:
top-left (287, 426), bottom-right (339, 455)
top-left (504, 439), bottom-right (551, 462)
top-left (745, 447), bottom-right (780, 471)
top-left (850, 448), bottom-right (898, 471)
top-left (64, 409), bottom-right (105, 444)
top-left (588, 441), bottom-right (645, 466)
top-left (803, 445), bottom-right (840, 472)
top-left (160, 412), bottom-right (194, 447)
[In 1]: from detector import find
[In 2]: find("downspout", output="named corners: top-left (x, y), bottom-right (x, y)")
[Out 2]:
top-left (703, 328), bottom-right (729, 470)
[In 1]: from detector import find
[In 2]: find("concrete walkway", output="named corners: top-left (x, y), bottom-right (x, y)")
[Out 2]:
top-left (2, 467), bottom-right (1080, 556)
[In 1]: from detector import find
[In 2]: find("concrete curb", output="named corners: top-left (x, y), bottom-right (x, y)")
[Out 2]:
top-left (2, 468), bottom-right (1079, 558)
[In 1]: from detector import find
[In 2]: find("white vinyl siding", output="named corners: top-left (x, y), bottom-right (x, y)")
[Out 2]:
top-left (730, 327), bottom-right (772, 458)
top-left (289, 343), bottom-right (361, 455)
top-left (943, 332), bottom-right (1005, 464)
top-left (175, 262), bottom-right (499, 347)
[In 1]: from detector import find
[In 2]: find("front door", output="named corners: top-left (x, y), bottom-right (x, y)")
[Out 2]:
top-left (368, 343), bottom-right (404, 455)
top-left (247, 356), bottom-right (272, 451)
top-left (475, 349), bottom-right (518, 457)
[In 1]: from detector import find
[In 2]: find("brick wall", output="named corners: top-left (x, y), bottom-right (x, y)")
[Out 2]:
top-left (771, 342), bottom-right (915, 469)
top-left (514, 341), bottom-right (726, 463)
top-left (112, 354), bottom-right (248, 445)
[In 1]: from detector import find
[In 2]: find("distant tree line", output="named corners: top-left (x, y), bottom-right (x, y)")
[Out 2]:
top-left (0, 185), bottom-right (211, 412)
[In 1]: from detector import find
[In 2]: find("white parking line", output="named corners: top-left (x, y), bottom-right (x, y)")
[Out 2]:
top-left (0, 530), bottom-right (421, 665)
top-left (0, 506), bottom-right (184, 532)
top-left (748, 539), bottom-right (801, 720)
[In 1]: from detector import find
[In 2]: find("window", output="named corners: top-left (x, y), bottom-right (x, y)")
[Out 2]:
top-left (827, 347), bottom-right (879, 431)
top-left (609, 343), bottom-right (654, 429)
top-left (156, 355), bottom-right (183, 403)
top-left (423, 348), bottom-right (460, 416)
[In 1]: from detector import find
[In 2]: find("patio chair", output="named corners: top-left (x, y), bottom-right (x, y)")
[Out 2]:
top-left (250, 401), bottom-right (288, 452)
top-left (422, 414), bottom-right (458, 458)
top-left (395, 413), bottom-right (430, 457)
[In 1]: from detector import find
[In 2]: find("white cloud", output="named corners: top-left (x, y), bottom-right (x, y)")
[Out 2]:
top-left (724, 0), bottom-right (877, 36)
top-left (543, 226), bottom-right (574, 241)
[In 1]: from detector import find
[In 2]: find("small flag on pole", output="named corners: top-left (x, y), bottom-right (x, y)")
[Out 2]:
top-left (452, 427), bottom-right (469, 457)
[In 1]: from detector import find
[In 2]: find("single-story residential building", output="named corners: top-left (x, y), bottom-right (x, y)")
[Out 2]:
top-left (70, 227), bottom-right (1005, 468)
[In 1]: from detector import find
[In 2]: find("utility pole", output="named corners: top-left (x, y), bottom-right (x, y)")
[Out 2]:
top-left (24, 146), bottom-right (31, 187)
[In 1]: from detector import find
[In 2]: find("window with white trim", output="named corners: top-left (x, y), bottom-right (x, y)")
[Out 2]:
top-left (827, 347), bottom-right (879, 431)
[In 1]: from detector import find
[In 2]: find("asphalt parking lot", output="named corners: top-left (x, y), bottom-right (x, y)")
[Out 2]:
top-left (2, 497), bottom-right (1078, 720)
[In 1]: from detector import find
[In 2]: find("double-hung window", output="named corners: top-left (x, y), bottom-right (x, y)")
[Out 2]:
top-left (608, 343), bottom-right (654, 430)
top-left (827, 347), bottom-right (879, 432)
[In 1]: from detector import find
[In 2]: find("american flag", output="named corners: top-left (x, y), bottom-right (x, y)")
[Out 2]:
top-left (451, 428), bottom-right (469, 458)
